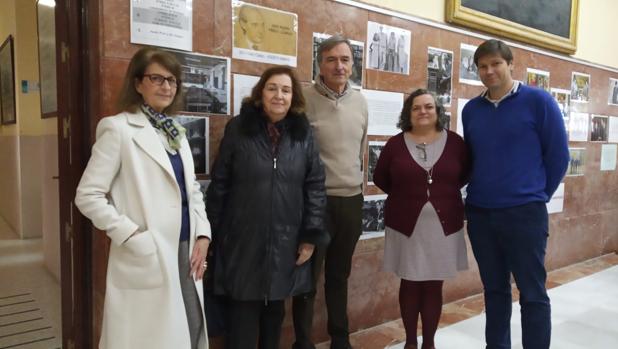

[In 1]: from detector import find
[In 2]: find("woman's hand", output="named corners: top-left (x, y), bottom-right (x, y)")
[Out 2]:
top-left (296, 243), bottom-right (315, 266)
top-left (190, 237), bottom-right (211, 281)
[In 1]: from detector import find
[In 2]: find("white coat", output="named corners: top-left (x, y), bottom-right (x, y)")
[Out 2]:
top-left (75, 110), bottom-right (211, 349)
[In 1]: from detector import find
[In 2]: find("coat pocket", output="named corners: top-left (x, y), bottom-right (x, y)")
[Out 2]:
top-left (109, 230), bottom-right (164, 289)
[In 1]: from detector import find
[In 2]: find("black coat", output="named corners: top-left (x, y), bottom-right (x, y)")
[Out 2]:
top-left (206, 103), bottom-right (328, 301)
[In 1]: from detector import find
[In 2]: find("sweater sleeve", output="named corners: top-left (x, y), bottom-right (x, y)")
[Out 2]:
top-left (539, 93), bottom-right (570, 200)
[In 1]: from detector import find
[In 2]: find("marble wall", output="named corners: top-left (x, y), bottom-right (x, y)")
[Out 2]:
top-left (89, 0), bottom-right (618, 346)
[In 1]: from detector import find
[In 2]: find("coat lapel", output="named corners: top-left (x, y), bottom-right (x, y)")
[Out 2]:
top-left (129, 112), bottom-right (176, 181)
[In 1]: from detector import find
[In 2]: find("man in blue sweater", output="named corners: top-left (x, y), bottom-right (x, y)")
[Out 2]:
top-left (462, 40), bottom-right (569, 349)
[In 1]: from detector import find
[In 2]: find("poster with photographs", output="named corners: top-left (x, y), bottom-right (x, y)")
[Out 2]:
top-left (567, 148), bottom-right (585, 176)
top-left (169, 50), bottom-right (230, 115)
top-left (600, 144), bottom-right (617, 171)
top-left (361, 194), bottom-right (387, 239)
top-left (609, 116), bottom-right (618, 143)
top-left (130, 0), bottom-right (192, 51)
top-left (525, 68), bottom-right (550, 91)
top-left (367, 141), bottom-right (386, 185)
top-left (366, 21), bottom-right (411, 75)
top-left (571, 72), bottom-right (590, 103)
top-left (427, 47), bottom-right (453, 107)
top-left (311, 33), bottom-right (364, 89)
top-left (232, 1), bottom-right (298, 66)
top-left (551, 88), bottom-right (570, 133)
top-left (609, 78), bottom-right (618, 106)
top-left (459, 43), bottom-right (482, 86)
top-left (568, 112), bottom-right (589, 142)
top-left (590, 115), bottom-right (609, 142)
top-left (176, 116), bottom-right (209, 175)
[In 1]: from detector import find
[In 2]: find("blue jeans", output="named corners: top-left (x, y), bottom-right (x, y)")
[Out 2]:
top-left (466, 202), bottom-right (551, 349)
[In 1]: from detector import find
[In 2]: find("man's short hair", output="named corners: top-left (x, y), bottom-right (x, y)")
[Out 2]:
top-left (473, 39), bottom-right (513, 66)
top-left (316, 35), bottom-right (354, 63)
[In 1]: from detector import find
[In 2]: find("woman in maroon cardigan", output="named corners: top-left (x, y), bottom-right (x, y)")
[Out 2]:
top-left (373, 89), bottom-right (469, 349)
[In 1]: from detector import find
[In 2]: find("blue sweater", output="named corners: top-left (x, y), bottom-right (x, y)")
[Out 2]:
top-left (462, 84), bottom-right (569, 208)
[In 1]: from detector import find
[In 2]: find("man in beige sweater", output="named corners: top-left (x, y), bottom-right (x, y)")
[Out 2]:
top-left (292, 35), bottom-right (368, 349)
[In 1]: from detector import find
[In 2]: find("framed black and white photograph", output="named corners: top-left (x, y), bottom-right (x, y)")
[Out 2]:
top-left (0, 35), bottom-right (16, 125)
top-left (366, 21), bottom-right (411, 75)
top-left (312, 33), bottom-right (364, 89)
top-left (590, 115), bottom-right (609, 142)
top-left (427, 47), bottom-right (453, 107)
top-left (367, 141), bottom-right (386, 185)
top-left (176, 115), bottom-right (209, 175)
top-left (459, 43), bottom-right (482, 86)
top-left (608, 78), bottom-right (618, 106)
top-left (361, 194), bottom-right (387, 239)
top-left (168, 50), bottom-right (230, 115)
top-left (571, 72), bottom-right (590, 103)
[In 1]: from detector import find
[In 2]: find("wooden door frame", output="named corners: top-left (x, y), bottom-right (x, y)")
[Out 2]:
top-left (56, 0), bottom-right (100, 347)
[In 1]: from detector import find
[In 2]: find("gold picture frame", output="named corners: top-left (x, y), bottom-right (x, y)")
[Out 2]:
top-left (446, 0), bottom-right (579, 54)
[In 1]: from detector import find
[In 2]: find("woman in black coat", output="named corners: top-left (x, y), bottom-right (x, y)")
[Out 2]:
top-left (206, 66), bottom-right (327, 349)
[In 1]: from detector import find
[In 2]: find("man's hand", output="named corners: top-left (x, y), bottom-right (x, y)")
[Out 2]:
top-left (296, 243), bottom-right (315, 266)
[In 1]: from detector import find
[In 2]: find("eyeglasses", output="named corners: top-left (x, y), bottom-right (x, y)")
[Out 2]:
top-left (415, 143), bottom-right (427, 161)
top-left (142, 74), bottom-right (179, 88)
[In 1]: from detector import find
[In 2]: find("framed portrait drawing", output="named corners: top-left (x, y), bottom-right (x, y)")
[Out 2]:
top-left (37, 0), bottom-right (58, 118)
top-left (446, 0), bottom-right (579, 54)
top-left (0, 35), bottom-right (16, 125)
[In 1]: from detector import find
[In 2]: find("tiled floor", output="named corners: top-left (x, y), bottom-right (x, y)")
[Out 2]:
top-left (0, 217), bottom-right (62, 349)
top-left (315, 253), bottom-right (618, 349)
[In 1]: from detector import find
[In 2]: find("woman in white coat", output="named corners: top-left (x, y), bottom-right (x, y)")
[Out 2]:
top-left (75, 47), bottom-right (211, 349)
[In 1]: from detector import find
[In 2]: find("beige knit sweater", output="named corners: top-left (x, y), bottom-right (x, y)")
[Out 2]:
top-left (303, 83), bottom-right (368, 196)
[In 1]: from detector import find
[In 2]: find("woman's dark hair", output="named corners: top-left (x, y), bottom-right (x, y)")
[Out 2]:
top-left (244, 66), bottom-right (305, 114)
top-left (473, 39), bottom-right (513, 66)
top-left (117, 47), bottom-right (184, 114)
top-left (397, 88), bottom-right (447, 132)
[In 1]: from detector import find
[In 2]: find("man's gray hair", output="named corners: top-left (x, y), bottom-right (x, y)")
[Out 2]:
top-left (316, 35), bottom-right (354, 63)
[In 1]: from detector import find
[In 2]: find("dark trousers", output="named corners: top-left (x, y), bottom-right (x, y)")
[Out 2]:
top-left (292, 194), bottom-right (363, 349)
top-left (226, 299), bottom-right (285, 349)
top-left (466, 202), bottom-right (551, 349)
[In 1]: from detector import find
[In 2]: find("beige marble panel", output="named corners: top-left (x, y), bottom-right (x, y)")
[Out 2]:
top-left (41, 134), bottom-right (60, 281)
top-left (0, 134), bottom-right (21, 235)
top-left (18, 136), bottom-right (43, 239)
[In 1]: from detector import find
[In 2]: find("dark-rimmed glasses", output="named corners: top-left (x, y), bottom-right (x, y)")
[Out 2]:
top-left (142, 74), bottom-right (179, 88)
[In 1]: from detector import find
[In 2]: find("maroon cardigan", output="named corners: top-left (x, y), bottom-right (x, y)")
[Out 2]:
top-left (373, 131), bottom-right (469, 236)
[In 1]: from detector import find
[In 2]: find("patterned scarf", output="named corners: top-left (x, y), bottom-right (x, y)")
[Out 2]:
top-left (141, 104), bottom-right (185, 151)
